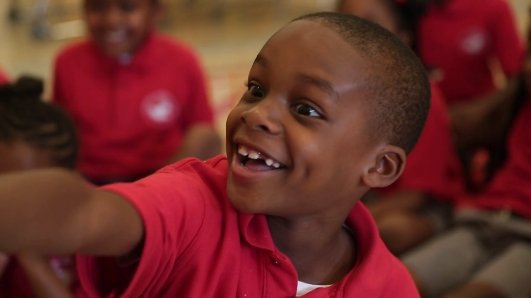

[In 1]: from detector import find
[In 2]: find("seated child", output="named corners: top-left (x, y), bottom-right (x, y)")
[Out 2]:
top-left (0, 12), bottom-right (430, 297)
top-left (402, 39), bottom-right (531, 298)
top-left (418, 0), bottom-right (526, 192)
top-left (53, 0), bottom-right (221, 184)
top-left (338, 0), bottom-right (464, 255)
top-left (0, 76), bottom-right (79, 297)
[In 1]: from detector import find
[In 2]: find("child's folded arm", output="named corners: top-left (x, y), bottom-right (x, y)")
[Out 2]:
top-left (0, 168), bottom-right (143, 257)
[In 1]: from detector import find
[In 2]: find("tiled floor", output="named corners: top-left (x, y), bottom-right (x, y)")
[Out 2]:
top-left (0, 0), bottom-right (529, 136)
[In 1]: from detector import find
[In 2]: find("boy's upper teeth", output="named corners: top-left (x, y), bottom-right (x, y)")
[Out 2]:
top-left (248, 151), bottom-right (260, 159)
top-left (238, 145), bottom-right (282, 168)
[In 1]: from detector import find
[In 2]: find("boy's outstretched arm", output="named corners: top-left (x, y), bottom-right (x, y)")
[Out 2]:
top-left (0, 168), bottom-right (143, 256)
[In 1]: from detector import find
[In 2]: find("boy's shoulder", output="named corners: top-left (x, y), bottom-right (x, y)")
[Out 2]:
top-left (102, 155), bottom-right (229, 216)
top-left (156, 155), bottom-right (228, 177)
top-left (142, 155), bottom-right (229, 193)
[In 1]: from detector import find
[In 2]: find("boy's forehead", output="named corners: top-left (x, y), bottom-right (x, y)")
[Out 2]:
top-left (257, 20), bottom-right (370, 76)
top-left (269, 20), bottom-right (337, 44)
top-left (253, 19), bottom-right (373, 102)
top-left (260, 20), bottom-right (358, 62)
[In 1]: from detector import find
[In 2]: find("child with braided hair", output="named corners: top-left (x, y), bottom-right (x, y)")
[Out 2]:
top-left (0, 76), bottom-right (79, 297)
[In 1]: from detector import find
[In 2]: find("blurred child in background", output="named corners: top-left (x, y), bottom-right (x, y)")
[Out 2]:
top-left (403, 14), bottom-right (531, 297)
top-left (338, 0), bottom-right (464, 255)
top-left (53, 0), bottom-right (221, 185)
top-left (418, 0), bottom-right (525, 191)
top-left (0, 76), bottom-right (79, 297)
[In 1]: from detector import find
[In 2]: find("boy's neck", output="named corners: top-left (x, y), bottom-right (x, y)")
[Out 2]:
top-left (267, 216), bottom-right (357, 285)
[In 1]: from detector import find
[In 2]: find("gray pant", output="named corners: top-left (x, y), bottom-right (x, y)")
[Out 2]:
top-left (402, 210), bottom-right (531, 298)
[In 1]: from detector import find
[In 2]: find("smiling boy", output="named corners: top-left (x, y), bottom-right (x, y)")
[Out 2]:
top-left (0, 12), bottom-right (429, 297)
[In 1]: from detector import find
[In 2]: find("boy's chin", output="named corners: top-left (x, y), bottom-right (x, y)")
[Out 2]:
top-left (227, 187), bottom-right (264, 215)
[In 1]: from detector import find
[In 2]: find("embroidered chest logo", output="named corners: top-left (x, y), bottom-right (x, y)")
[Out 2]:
top-left (141, 90), bottom-right (180, 125)
top-left (460, 29), bottom-right (487, 55)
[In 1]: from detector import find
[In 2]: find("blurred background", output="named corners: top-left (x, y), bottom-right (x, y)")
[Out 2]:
top-left (0, 0), bottom-right (528, 135)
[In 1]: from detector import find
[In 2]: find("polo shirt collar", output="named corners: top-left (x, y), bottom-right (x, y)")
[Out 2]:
top-left (238, 212), bottom-right (277, 252)
top-left (237, 202), bottom-right (393, 295)
top-left (238, 202), bottom-right (377, 256)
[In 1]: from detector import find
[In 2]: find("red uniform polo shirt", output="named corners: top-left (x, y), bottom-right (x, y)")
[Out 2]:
top-left (418, 0), bottom-right (525, 104)
top-left (77, 156), bottom-right (419, 297)
top-left (53, 33), bottom-right (214, 181)
top-left (459, 98), bottom-right (531, 218)
top-left (381, 82), bottom-right (464, 201)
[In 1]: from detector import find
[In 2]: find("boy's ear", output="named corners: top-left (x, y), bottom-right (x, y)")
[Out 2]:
top-left (362, 145), bottom-right (406, 188)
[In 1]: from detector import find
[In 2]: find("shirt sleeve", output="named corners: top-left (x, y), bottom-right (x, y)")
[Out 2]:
top-left (76, 168), bottom-right (207, 296)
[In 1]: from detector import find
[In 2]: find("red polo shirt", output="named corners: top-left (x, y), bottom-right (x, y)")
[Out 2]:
top-left (418, 0), bottom-right (525, 104)
top-left (382, 82), bottom-right (464, 201)
top-left (53, 33), bottom-right (214, 181)
top-left (77, 156), bottom-right (419, 297)
top-left (459, 98), bottom-right (531, 218)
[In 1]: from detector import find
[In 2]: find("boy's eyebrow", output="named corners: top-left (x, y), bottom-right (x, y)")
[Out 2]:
top-left (296, 74), bottom-right (338, 100)
top-left (254, 54), bottom-right (338, 100)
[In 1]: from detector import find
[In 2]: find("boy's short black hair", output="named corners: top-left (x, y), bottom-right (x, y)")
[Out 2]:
top-left (0, 76), bottom-right (78, 169)
top-left (295, 12), bottom-right (430, 153)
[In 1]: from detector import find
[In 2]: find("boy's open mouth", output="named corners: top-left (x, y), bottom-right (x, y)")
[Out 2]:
top-left (237, 145), bottom-right (285, 169)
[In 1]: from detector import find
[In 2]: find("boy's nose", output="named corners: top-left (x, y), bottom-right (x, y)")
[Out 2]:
top-left (240, 99), bottom-right (283, 135)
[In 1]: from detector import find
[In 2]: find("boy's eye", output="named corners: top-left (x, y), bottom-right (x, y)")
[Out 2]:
top-left (293, 103), bottom-right (321, 118)
top-left (247, 82), bottom-right (266, 98)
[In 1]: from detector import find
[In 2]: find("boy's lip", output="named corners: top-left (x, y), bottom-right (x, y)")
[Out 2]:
top-left (237, 144), bottom-right (284, 169)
